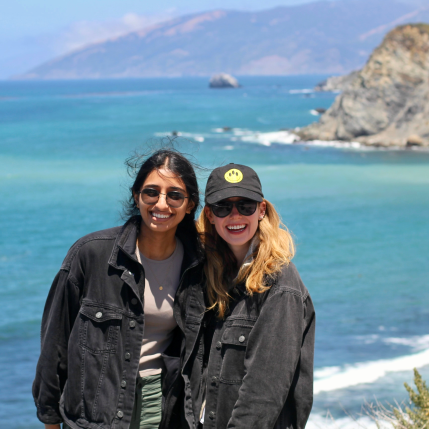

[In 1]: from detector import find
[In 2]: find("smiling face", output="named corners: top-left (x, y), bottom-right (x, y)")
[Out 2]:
top-left (134, 167), bottom-right (194, 236)
top-left (205, 197), bottom-right (266, 262)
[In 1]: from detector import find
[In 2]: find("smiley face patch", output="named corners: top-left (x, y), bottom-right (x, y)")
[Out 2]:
top-left (224, 168), bottom-right (243, 183)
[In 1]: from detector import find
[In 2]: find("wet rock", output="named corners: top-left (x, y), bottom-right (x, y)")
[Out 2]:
top-left (406, 134), bottom-right (423, 147)
top-left (209, 73), bottom-right (240, 88)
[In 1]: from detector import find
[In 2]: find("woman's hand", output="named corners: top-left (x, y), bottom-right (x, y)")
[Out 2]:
top-left (45, 425), bottom-right (61, 429)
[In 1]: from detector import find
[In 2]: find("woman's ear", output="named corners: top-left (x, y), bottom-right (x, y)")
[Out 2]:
top-left (204, 205), bottom-right (215, 224)
top-left (133, 192), bottom-right (139, 208)
top-left (258, 201), bottom-right (266, 221)
top-left (186, 199), bottom-right (195, 214)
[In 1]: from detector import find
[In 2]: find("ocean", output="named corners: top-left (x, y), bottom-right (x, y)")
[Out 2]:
top-left (1, 76), bottom-right (428, 429)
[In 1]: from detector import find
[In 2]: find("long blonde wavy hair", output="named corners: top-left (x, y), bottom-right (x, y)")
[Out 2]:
top-left (196, 199), bottom-right (295, 319)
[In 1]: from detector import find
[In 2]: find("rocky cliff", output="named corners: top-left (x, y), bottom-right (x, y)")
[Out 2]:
top-left (299, 24), bottom-right (429, 147)
top-left (314, 71), bottom-right (359, 92)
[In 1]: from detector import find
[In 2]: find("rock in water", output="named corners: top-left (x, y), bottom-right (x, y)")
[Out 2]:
top-left (299, 24), bottom-right (429, 147)
top-left (314, 71), bottom-right (359, 92)
top-left (209, 73), bottom-right (240, 88)
top-left (406, 134), bottom-right (423, 147)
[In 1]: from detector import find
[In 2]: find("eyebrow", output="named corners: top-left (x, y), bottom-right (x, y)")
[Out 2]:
top-left (143, 184), bottom-right (187, 193)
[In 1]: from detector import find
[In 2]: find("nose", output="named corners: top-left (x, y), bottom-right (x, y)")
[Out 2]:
top-left (154, 193), bottom-right (169, 210)
top-left (229, 204), bottom-right (241, 217)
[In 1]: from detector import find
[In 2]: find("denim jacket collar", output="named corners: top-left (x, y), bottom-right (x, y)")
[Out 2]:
top-left (109, 215), bottom-right (203, 274)
top-left (241, 235), bottom-right (260, 269)
top-left (232, 235), bottom-right (260, 283)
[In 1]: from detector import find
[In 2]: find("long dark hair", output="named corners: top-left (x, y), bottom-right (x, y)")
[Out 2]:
top-left (123, 146), bottom-right (201, 243)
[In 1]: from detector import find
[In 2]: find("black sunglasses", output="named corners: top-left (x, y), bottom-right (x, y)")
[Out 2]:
top-left (210, 199), bottom-right (258, 218)
top-left (138, 188), bottom-right (189, 208)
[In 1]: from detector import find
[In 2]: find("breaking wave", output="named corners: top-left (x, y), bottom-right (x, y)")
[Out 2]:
top-left (231, 129), bottom-right (299, 146)
top-left (307, 415), bottom-right (380, 429)
top-left (314, 347), bottom-right (429, 394)
top-left (153, 128), bottom-right (429, 151)
top-left (289, 88), bottom-right (314, 94)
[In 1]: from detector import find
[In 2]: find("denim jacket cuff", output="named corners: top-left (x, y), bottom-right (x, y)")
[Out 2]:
top-left (36, 403), bottom-right (63, 425)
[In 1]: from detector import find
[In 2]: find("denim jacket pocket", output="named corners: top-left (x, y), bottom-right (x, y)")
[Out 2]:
top-left (219, 324), bottom-right (253, 384)
top-left (79, 304), bottom-right (122, 354)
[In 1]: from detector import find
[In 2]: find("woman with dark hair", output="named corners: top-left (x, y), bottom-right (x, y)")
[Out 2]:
top-left (33, 148), bottom-right (204, 429)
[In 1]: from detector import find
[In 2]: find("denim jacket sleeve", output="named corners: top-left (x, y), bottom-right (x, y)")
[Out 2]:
top-left (32, 268), bottom-right (82, 424)
top-left (226, 273), bottom-right (315, 429)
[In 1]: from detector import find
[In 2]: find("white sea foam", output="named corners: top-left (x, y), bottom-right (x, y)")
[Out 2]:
top-left (353, 334), bottom-right (429, 351)
top-left (289, 88), bottom-right (314, 94)
top-left (233, 129), bottom-right (299, 146)
top-left (307, 415), bottom-right (382, 429)
top-left (310, 109), bottom-right (321, 116)
top-left (153, 128), bottom-right (429, 152)
top-left (383, 335), bottom-right (429, 351)
top-left (226, 129), bottom-right (363, 149)
top-left (305, 139), bottom-right (363, 149)
top-left (314, 348), bottom-right (429, 394)
top-left (153, 131), bottom-right (205, 142)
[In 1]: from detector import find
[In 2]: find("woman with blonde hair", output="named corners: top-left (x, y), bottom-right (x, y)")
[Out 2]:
top-left (179, 163), bottom-right (315, 429)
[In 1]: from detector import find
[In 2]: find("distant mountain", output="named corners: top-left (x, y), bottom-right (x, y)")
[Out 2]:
top-left (15, 0), bottom-right (429, 79)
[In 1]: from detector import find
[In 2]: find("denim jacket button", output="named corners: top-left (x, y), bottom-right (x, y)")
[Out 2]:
top-left (129, 320), bottom-right (136, 328)
top-left (211, 376), bottom-right (218, 384)
top-left (95, 312), bottom-right (102, 319)
top-left (239, 335), bottom-right (245, 343)
top-left (131, 298), bottom-right (138, 305)
top-left (125, 352), bottom-right (131, 360)
top-left (121, 380), bottom-right (127, 388)
top-left (216, 341), bottom-right (222, 349)
top-left (209, 411), bottom-right (216, 419)
top-left (117, 410), bottom-right (124, 418)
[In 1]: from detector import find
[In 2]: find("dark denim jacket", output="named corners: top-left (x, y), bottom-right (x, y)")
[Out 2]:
top-left (182, 262), bottom-right (315, 429)
top-left (32, 216), bottom-right (204, 429)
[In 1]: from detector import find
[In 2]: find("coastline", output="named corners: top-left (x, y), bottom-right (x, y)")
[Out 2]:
top-left (155, 128), bottom-right (429, 152)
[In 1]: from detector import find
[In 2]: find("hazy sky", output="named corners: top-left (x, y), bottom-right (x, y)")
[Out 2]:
top-left (1, 0), bottom-right (334, 78)
top-left (0, 0), bottom-right (420, 78)
top-left (2, 0), bottom-right (332, 40)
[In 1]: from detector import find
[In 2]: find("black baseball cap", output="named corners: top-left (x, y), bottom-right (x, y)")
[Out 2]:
top-left (205, 163), bottom-right (264, 204)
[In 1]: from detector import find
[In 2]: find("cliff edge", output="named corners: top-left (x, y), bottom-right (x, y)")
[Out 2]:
top-left (298, 24), bottom-right (429, 147)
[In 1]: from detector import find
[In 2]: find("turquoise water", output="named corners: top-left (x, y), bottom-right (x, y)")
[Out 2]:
top-left (1, 77), bottom-right (429, 428)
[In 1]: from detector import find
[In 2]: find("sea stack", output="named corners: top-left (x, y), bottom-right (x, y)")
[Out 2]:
top-left (209, 73), bottom-right (240, 88)
top-left (298, 24), bottom-right (429, 147)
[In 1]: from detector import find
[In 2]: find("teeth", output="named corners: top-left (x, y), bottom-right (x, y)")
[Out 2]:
top-left (227, 225), bottom-right (246, 230)
top-left (152, 212), bottom-right (171, 219)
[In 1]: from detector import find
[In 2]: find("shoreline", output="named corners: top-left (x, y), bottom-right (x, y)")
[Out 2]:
top-left (157, 128), bottom-right (429, 152)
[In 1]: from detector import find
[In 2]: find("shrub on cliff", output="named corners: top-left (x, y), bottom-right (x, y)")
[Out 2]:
top-left (368, 369), bottom-right (429, 428)
top-left (395, 369), bottom-right (429, 428)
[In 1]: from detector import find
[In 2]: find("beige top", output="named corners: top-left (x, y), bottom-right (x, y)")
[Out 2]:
top-left (136, 238), bottom-right (184, 377)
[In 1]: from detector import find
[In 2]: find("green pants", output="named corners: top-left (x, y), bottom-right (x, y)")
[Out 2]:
top-left (63, 373), bottom-right (162, 429)
top-left (130, 373), bottom-right (162, 429)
